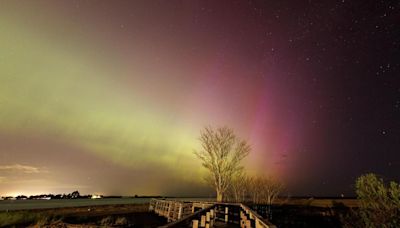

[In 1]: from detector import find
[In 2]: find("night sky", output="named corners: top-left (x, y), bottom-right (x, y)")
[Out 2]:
top-left (0, 0), bottom-right (399, 197)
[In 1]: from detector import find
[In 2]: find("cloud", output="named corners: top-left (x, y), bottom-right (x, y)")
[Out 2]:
top-left (0, 164), bottom-right (43, 174)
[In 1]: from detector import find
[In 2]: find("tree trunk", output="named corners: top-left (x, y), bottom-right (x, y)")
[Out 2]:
top-left (216, 190), bottom-right (223, 202)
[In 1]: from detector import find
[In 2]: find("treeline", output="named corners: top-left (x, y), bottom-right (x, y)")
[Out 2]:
top-left (2, 192), bottom-right (166, 200)
top-left (7, 191), bottom-right (91, 200)
top-left (226, 172), bottom-right (283, 204)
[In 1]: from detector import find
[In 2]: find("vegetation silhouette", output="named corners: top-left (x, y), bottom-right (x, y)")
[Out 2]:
top-left (194, 126), bottom-right (250, 202)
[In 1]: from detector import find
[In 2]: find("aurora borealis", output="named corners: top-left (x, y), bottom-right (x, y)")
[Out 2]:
top-left (1, 1), bottom-right (399, 197)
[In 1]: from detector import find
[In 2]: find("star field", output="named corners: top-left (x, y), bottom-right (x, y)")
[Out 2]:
top-left (0, 0), bottom-right (399, 196)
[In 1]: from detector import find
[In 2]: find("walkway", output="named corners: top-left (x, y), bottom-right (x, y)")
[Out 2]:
top-left (149, 199), bottom-right (276, 228)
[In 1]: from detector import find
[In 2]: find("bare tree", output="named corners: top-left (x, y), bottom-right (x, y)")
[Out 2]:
top-left (246, 175), bottom-right (283, 204)
top-left (229, 171), bottom-right (249, 202)
top-left (260, 176), bottom-right (283, 219)
top-left (261, 176), bottom-right (283, 206)
top-left (248, 176), bottom-right (262, 204)
top-left (194, 126), bottom-right (250, 202)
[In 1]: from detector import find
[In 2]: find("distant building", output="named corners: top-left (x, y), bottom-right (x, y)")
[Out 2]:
top-left (39, 196), bottom-right (51, 200)
top-left (91, 195), bottom-right (102, 199)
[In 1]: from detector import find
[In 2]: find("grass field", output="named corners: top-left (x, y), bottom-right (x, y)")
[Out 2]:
top-left (0, 197), bottom-right (215, 211)
top-left (0, 198), bottom-right (151, 211)
top-left (0, 203), bottom-right (167, 227)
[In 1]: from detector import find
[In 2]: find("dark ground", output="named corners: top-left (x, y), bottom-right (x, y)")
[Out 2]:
top-left (63, 212), bottom-right (167, 227)
top-left (251, 204), bottom-right (352, 228)
top-left (1, 200), bottom-right (356, 227)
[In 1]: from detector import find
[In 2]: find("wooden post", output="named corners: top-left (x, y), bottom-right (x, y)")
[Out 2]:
top-left (174, 202), bottom-right (178, 220)
top-left (245, 220), bottom-right (251, 228)
top-left (200, 215), bottom-right (206, 227)
top-left (225, 207), bottom-right (229, 222)
top-left (178, 203), bottom-right (183, 219)
top-left (255, 218), bottom-right (262, 228)
top-left (240, 211), bottom-right (244, 228)
top-left (167, 202), bottom-right (172, 222)
top-left (241, 211), bottom-right (246, 228)
top-left (155, 201), bottom-right (159, 214)
top-left (205, 212), bottom-right (210, 228)
top-left (192, 220), bottom-right (199, 228)
top-left (210, 209), bottom-right (214, 227)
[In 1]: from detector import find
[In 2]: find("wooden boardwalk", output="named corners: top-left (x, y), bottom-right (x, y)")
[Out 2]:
top-left (149, 199), bottom-right (276, 228)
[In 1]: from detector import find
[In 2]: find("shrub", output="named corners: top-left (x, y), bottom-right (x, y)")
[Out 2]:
top-left (114, 216), bottom-right (128, 225)
top-left (100, 216), bottom-right (114, 226)
top-left (343, 173), bottom-right (400, 228)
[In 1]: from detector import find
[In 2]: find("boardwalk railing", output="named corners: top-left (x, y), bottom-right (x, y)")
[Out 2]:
top-left (149, 199), bottom-right (214, 222)
top-left (149, 199), bottom-right (276, 228)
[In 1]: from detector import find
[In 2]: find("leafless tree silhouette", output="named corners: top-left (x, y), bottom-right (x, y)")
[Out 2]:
top-left (194, 126), bottom-right (250, 202)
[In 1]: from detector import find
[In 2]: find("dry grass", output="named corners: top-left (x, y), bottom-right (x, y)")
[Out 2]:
top-left (0, 211), bottom-right (61, 227)
top-left (274, 198), bottom-right (359, 208)
top-left (0, 203), bottom-right (149, 227)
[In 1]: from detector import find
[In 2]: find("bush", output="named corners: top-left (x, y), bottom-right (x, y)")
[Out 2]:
top-left (343, 173), bottom-right (400, 228)
top-left (115, 216), bottom-right (128, 225)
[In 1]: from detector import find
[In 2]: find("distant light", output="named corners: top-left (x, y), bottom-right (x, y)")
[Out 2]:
top-left (91, 195), bottom-right (102, 199)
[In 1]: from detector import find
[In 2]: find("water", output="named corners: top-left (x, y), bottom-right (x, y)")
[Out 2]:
top-left (0, 197), bottom-right (214, 211)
